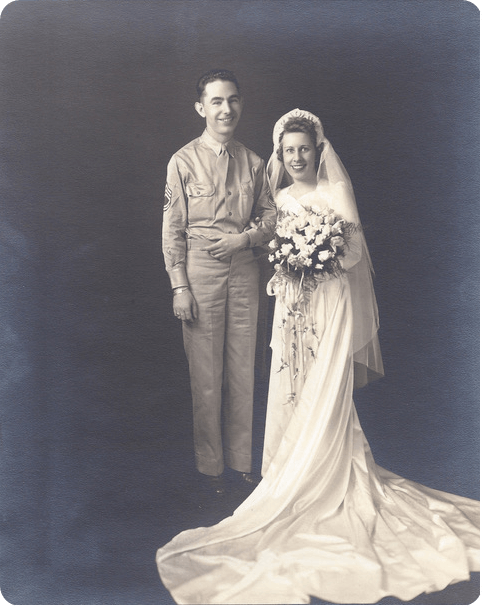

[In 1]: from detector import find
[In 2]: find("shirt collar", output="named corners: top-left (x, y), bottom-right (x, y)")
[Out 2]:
top-left (201, 130), bottom-right (236, 157)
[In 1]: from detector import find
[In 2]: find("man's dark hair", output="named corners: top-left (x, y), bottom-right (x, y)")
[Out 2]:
top-left (196, 69), bottom-right (240, 100)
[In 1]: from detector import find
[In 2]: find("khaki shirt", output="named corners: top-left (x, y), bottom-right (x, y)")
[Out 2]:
top-left (162, 130), bottom-right (276, 287)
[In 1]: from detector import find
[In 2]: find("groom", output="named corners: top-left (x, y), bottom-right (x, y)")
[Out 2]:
top-left (162, 69), bottom-right (276, 495)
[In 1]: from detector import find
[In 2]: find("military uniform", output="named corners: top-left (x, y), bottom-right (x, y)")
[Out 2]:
top-left (162, 129), bottom-right (276, 476)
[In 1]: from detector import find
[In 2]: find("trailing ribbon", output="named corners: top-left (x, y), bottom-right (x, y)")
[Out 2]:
top-left (267, 267), bottom-right (320, 406)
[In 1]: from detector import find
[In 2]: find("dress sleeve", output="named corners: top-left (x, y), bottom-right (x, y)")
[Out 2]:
top-left (341, 227), bottom-right (363, 270)
top-left (244, 160), bottom-right (277, 248)
top-left (162, 156), bottom-right (189, 288)
top-left (330, 181), bottom-right (362, 271)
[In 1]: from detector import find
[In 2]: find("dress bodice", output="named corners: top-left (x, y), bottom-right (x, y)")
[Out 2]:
top-left (275, 184), bottom-right (335, 216)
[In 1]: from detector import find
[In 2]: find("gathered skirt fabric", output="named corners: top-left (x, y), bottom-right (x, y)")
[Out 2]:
top-left (156, 277), bottom-right (479, 605)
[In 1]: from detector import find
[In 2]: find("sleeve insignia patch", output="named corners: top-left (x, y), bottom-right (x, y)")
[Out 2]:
top-left (163, 184), bottom-right (173, 211)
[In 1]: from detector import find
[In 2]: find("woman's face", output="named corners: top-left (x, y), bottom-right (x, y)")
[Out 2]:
top-left (281, 132), bottom-right (317, 183)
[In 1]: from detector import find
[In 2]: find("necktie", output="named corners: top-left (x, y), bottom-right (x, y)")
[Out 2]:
top-left (216, 145), bottom-right (229, 196)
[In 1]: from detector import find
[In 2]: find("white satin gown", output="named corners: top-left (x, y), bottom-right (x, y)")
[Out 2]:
top-left (156, 188), bottom-right (479, 605)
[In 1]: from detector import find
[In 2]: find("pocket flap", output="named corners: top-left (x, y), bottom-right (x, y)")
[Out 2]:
top-left (186, 183), bottom-right (215, 197)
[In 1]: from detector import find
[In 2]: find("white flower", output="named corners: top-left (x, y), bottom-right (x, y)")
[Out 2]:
top-left (304, 225), bottom-right (318, 242)
top-left (268, 239), bottom-right (277, 249)
top-left (318, 249), bottom-right (333, 262)
top-left (308, 214), bottom-right (323, 229)
top-left (321, 224), bottom-right (332, 238)
top-left (294, 215), bottom-right (309, 230)
top-left (300, 243), bottom-right (316, 257)
top-left (292, 233), bottom-right (306, 249)
top-left (280, 243), bottom-right (294, 256)
top-left (315, 233), bottom-right (327, 246)
top-left (268, 254), bottom-right (275, 262)
top-left (330, 236), bottom-right (345, 249)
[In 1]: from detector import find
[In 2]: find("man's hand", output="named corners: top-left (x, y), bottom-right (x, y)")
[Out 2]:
top-left (173, 289), bottom-right (198, 323)
top-left (202, 233), bottom-right (249, 261)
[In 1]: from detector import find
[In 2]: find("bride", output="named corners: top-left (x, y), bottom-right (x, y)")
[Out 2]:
top-left (156, 109), bottom-right (479, 605)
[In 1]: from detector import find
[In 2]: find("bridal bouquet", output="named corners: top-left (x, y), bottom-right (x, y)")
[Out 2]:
top-left (268, 205), bottom-right (352, 288)
top-left (267, 204), bottom-right (353, 405)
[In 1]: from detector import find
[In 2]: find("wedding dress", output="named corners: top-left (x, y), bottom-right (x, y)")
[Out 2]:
top-left (156, 187), bottom-right (479, 605)
top-left (157, 109), bottom-right (479, 604)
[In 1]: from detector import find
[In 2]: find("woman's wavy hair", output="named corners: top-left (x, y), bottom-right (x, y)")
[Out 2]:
top-left (276, 117), bottom-right (323, 167)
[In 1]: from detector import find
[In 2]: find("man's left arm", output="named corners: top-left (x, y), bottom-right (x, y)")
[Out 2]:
top-left (244, 160), bottom-right (277, 248)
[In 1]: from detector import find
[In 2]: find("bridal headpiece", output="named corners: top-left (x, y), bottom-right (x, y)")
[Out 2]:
top-left (272, 108), bottom-right (325, 147)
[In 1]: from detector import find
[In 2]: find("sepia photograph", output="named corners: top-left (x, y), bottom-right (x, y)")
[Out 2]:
top-left (0, 0), bottom-right (479, 604)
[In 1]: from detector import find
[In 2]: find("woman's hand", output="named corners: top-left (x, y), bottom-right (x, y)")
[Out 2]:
top-left (173, 289), bottom-right (198, 323)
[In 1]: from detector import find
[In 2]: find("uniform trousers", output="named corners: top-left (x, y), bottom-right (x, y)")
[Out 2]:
top-left (183, 239), bottom-right (260, 477)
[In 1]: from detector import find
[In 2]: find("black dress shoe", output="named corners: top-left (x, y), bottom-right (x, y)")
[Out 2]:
top-left (205, 474), bottom-right (226, 496)
top-left (239, 472), bottom-right (260, 486)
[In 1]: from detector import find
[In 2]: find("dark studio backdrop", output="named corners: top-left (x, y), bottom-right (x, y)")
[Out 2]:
top-left (0, 0), bottom-right (479, 604)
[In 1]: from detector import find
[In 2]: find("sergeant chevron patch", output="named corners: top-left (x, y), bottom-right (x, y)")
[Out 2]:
top-left (163, 184), bottom-right (173, 211)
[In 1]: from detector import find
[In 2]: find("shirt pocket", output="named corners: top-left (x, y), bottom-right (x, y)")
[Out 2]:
top-left (186, 182), bottom-right (216, 222)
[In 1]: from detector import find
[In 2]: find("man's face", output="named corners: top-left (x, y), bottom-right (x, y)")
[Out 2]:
top-left (195, 80), bottom-right (243, 142)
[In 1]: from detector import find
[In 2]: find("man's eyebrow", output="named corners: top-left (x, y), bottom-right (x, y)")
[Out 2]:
top-left (209, 94), bottom-right (240, 103)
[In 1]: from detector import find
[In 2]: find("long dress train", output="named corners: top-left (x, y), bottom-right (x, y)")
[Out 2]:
top-left (156, 192), bottom-right (479, 605)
